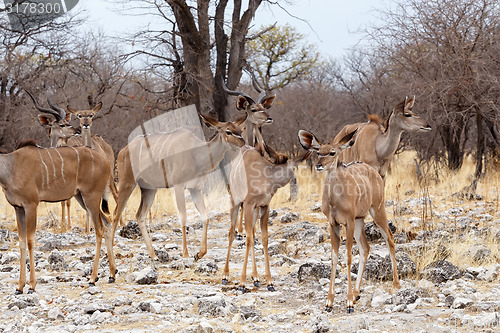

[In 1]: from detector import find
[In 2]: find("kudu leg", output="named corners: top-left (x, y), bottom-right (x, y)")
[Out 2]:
top-left (189, 188), bottom-right (208, 261)
top-left (239, 205), bottom-right (255, 291)
top-left (222, 203), bottom-right (241, 285)
top-left (136, 187), bottom-right (158, 260)
top-left (66, 200), bottom-right (71, 230)
top-left (353, 218), bottom-right (370, 302)
top-left (101, 213), bottom-right (117, 283)
top-left (85, 213), bottom-right (90, 235)
top-left (75, 193), bottom-right (103, 286)
top-left (111, 182), bottom-right (136, 244)
top-left (260, 205), bottom-right (275, 291)
top-left (250, 208), bottom-right (259, 287)
top-left (14, 207), bottom-right (27, 294)
top-left (235, 204), bottom-right (244, 240)
top-left (174, 185), bottom-right (190, 258)
top-left (325, 222), bottom-right (341, 312)
top-left (345, 221), bottom-right (355, 313)
top-left (372, 208), bottom-right (400, 290)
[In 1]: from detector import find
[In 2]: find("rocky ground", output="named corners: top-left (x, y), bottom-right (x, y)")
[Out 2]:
top-left (0, 197), bottom-right (499, 333)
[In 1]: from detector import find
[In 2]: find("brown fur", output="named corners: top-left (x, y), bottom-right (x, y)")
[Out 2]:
top-left (15, 139), bottom-right (38, 150)
top-left (368, 114), bottom-right (383, 125)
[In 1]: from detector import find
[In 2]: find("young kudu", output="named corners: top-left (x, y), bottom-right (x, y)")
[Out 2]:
top-left (222, 143), bottom-right (311, 292)
top-left (334, 96), bottom-right (432, 179)
top-left (112, 114), bottom-right (245, 261)
top-left (299, 130), bottom-right (400, 313)
top-left (0, 142), bottom-right (116, 294)
top-left (28, 92), bottom-right (117, 233)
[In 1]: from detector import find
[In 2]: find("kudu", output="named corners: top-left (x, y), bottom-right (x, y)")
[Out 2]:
top-left (333, 96), bottom-right (431, 179)
top-left (222, 143), bottom-right (311, 292)
top-left (299, 130), bottom-right (400, 313)
top-left (222, 74), bottom-right (281, 239)
top-left (112, 114), bottom-right (245, 261)
top-left (0, 141), bottom-right (116, 294)
top-left (27, 92), bottom-right (117, 233)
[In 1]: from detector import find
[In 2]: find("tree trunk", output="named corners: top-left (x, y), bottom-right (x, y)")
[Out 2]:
top-left (474, 110), bottom-right (485, 179)
top-left (440, 121), bottom-right (465, 170)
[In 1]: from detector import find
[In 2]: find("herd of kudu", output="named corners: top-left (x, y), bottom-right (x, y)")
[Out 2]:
top-left (0, 73), bottom-right (431, 313)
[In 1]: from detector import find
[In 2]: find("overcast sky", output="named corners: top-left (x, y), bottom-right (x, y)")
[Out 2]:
top-left (81, 0), bottom-right (389, 60)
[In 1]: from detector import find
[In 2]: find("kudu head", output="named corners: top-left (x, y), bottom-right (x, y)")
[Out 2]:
top-left (67, 102), bottom-right (103, 130)
top-left (199, 113), bottom-right (245, 150)
top-left (26, 91), bottom-right (76, 147)
top-left (299, 129), bottom-right (357, 171)
top-left (221, 73), bottom-right (275, 127)
top-left (386, 96), bottom-right (432, 133)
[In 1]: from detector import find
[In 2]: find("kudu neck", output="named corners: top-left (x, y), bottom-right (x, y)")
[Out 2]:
top-left (0, 153), bottom-right (13, 187)
top-left (205, 132), bottom-right (231, 171)
top-left (377, 116), bottom-right (404, 160)
top-left (81, 128), bottom-right (93, 148)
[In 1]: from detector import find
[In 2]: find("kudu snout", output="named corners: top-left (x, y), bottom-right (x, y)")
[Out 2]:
top-left (316, 163), bottom-right (325, 171)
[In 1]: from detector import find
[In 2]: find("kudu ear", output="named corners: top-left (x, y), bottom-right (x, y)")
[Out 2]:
top-left (93, 102), bottom-right (103, 113)
top-left (38, 114), bottom-right (54, 127)
top-left (298, 130), bottom-right (321, 151)
top-left (236, 96), bottom-right (250, 110)
top-left (338, 129), bottom-right (357, 149)
top-left (261, 94), bottom-right (276, 109)
top-left (67, 106), bottom-right (78, 114)
top-left (405, 95), bottom-right (415, 109)
top-left (199, 113), bottom-right (220, 128)
top-left (64, 112), bottom-right (71, 122)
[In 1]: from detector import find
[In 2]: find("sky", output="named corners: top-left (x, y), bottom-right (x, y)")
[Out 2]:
top-left (79, 0), bottom-right (389, 60)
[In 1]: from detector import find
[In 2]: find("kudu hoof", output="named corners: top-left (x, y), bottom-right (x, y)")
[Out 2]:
top-left (253, 280), bottom-right (260, 288)
top-left (237, 286), bottom-right (247, 293)
top-left (236, 234), bottom-right (243, 241)
top-left (267, 285), bottom-right (276, 292)
top-left (221, 278), bottom-right (228, 285)
top-left (14, 289), bottom-right (23, 295)
top-left (27, 289), bottom-right (35, 294)
top-left (89, 282), bottom-right (95, 287)
top-left (347, 306), bottom-right (354, 314)
top-left (324, 306), bottom-right (332, 312)
top-left (356, 295), bottom-right (361, 302)
top-left (108, 277), bottom-right (115, 283)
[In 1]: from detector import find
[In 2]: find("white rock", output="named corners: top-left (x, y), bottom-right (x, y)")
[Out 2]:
top-left (371, 292), bottom-right (392, 308)
top-left (451, 297), bottom-right (474, 309)
top-left (47, 307), bottom-right (64, 320)
top-left (472, 312), bottom-right (499, 328)
top-left (417, 279), bottom-right (434, 289)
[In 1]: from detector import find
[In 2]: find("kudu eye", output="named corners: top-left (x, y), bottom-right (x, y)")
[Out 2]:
top-left (77, 114), bottom-right (82, 119)
top-left (404, 113), bottom-right (412, 117)
top-left (225, 130), bottom-right (232, 136)
top-left (329, 152), bottom-right (336, 156)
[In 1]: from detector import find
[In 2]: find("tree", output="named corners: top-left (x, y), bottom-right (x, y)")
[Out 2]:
top-left (0, 1), bottom-right (83, 148)
top-left (120, 0), bottom-right (278, 121)
top-left (246, 24), bottom-right (320, 91)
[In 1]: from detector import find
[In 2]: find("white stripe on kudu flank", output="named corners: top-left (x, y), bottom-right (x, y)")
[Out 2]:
top-left (71, 147), bottom-right (80, 181)
top-left (38, 151), bottom-right (49, 188)
top-left (46, 149), bottom-right (57, 179)
top-left (55, 149), bottom-right (65, 182)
